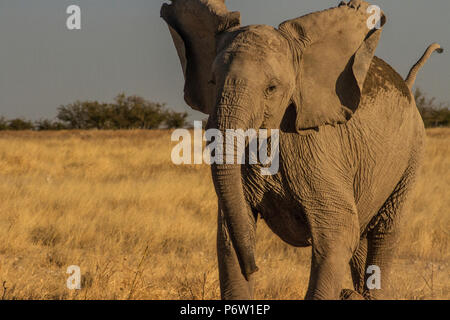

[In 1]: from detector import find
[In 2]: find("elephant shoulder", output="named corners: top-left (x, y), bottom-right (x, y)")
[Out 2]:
top-left (362, 56), bottom-right (412, 104)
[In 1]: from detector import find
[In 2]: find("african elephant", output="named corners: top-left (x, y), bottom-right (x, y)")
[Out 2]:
top-left (161, 0), bottom-right (443, 300)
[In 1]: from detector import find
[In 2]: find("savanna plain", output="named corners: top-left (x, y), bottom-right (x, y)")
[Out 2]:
top-left (0, 129), bottom-right (448, 299)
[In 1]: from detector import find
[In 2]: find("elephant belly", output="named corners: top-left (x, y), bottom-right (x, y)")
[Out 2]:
top-left (257, 195), bottom-right (312, 247)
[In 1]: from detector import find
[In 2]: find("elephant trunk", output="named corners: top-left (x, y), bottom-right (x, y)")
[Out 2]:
top-left (211, 102), bottom-right (258, 281)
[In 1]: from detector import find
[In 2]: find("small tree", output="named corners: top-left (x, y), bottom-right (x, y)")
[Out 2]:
top-left (117, 94), bottom-right (167, 129)
top-left (57, 101), bottom-right (90, 129)
top-left (165, 111), bottom-right (188, 129)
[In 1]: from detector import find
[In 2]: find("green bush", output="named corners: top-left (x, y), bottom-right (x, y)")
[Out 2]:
top-left (7, 118), bottom-right (34, 130)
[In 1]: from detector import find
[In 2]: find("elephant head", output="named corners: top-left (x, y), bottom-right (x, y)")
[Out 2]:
top-left (161, 0), bottom-right (386, 280)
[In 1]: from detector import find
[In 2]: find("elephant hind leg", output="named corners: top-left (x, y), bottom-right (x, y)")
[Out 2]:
top-left (363, 162), bottom-right (419, 299)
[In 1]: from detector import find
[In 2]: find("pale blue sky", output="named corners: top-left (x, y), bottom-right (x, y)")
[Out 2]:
top-left (0, 0), bottom-right (449, 122)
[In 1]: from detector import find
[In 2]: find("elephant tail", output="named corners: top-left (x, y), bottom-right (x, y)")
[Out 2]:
top-left (405, 43), bottom-right (444, 90)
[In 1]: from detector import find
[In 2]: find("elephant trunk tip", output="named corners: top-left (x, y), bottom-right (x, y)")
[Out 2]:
top-left (243, 265), bottom-right (259, 281)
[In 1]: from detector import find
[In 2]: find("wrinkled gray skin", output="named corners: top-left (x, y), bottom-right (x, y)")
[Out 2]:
top-left (162, 0), bottom-right (441, 299)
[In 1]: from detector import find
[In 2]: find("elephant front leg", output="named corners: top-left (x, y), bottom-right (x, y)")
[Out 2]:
top-left (305, 206), bottom-right (360, 300)
top-left (217, 204), bottom-right (257, 300)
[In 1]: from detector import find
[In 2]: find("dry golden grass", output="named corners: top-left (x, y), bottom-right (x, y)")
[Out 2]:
top-left (0, 128), bottom-right (448, 300)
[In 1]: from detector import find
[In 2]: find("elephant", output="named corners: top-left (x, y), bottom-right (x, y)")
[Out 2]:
top-left (161, 0), bottom-right (443, 300)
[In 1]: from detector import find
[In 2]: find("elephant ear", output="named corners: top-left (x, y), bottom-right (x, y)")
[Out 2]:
top-left (279, 0), bottom-right (386, 131)
top-left (161, 0), bottom-right (241, 115)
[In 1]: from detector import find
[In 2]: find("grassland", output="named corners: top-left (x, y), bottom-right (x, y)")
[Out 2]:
top-left (0, 129), bottom-right (448, 300)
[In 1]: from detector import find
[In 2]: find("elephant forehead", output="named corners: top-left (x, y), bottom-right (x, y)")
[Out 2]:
top-left (226, 25), bottom-right (287, 55)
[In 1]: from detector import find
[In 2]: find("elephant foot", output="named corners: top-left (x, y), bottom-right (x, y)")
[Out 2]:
top-left (340, 289), bottom-right (365, 300)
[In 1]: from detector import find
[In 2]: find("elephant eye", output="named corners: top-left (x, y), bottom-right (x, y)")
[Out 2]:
top-left (265, 84), bottom-right (277, 96)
